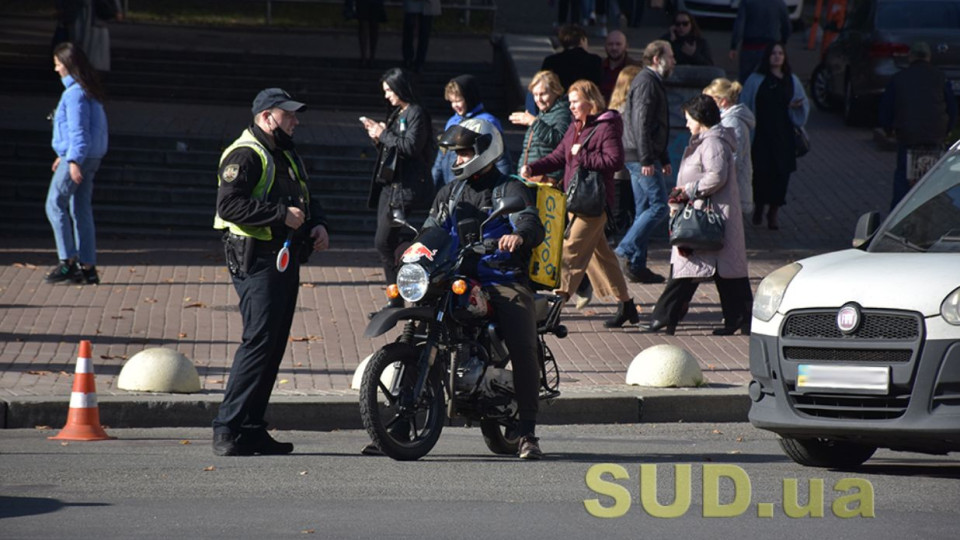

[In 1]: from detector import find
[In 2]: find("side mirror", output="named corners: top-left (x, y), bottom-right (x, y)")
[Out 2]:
top-left (457, 218), bottom-right (481, 245)
top-left (481, 195), bottom-right (526, 231)
top-left (852, 212), bottom-right (881, 249)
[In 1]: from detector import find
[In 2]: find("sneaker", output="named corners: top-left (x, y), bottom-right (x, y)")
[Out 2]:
top-left (575, 281), bottom-right (593, 310)
top-left (212, 432), bottom-right (240, 456)
top-left (77, 264), bottom-right (100, 285)
top-left (237, 430), bottom-right (294, 455)
top-left (44, 260), bottom-right (80, 284)
top-left (518, 435), bottom-right (543, 460)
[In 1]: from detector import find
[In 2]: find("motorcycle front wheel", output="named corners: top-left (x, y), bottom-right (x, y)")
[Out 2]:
top-left (359, 343), bottom-right (445, 461)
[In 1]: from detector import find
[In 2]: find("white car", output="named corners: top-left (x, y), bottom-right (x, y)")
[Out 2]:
top-left (748, 139), bottom-right (960, 468)
top-left (672, 0), bottom-right (805, 22)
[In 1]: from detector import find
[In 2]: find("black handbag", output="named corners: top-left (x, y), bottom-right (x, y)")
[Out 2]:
top-left (669, 194), bottom-right (725, 251)
top-left (565, 127), bottom-right (605, 217)
top-left (794, 126), bottom-right (810, 158)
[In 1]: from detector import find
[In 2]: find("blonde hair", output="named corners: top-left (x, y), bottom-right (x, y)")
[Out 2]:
top-left (608, 65), bottom-right (641, 111)
top-left (568, 79), bottom-right (607, 113)
top-left (528, 70), bottom-right (565, 99)
top-left (703, 77), bottom-right (743, 104)
top-left (444, 79), bottom-right (463, 101)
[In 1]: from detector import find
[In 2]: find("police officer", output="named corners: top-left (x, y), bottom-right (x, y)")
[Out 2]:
top-left (427, 119), bottom-right (546, 459)
top-left (212, 88), bottom-right (330, 456)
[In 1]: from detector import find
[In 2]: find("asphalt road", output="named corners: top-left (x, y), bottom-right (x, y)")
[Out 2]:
top-left (1, 423), bottom-right (957, 539)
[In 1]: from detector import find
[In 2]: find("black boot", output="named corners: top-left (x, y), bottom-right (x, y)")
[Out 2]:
top-left (604, 299), bottom-right (640, 328)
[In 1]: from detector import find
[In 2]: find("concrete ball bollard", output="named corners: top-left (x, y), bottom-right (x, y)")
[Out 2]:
top-left (351, 354), bottom-right (374, 390)
top-left (117, 348), bottom-right (202, 393)
top-left (625, 344), bottom-right (704, 388)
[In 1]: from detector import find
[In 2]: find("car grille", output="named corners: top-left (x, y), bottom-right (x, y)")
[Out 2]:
top-left (783, 312), bottom-right (920, 340)
top-left (780, 309), bottom-right (923, 420)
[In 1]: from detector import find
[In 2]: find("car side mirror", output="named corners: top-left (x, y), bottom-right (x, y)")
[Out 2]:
top-left (481, 195), bottom-right (526, 231)
top-left (852, 212), bottom-right (881, 249)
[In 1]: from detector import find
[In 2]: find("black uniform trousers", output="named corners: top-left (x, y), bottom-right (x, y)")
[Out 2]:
top-left (651, 275), bottom-right (753, 327)
top-left (213, 253), bottom-right (300, 435)
top-left (487, 282), bottom-right (540, 423)
top-left (374, 187), bottom-right (415, 285)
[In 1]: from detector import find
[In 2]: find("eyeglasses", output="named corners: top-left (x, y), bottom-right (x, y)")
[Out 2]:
top-left (674, 20), bottom-right (691, 27)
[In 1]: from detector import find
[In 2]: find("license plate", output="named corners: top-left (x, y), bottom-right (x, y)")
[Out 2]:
top-left (906, 147), bottom-right (942, 181)
top-left (797, 364), bottom-right (890, 394)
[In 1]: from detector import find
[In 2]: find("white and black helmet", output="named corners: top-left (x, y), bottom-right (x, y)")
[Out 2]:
top-left (439, 118), bottom-right (503, 181)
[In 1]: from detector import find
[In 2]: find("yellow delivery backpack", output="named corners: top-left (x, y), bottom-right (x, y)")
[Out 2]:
top-left (524, 180), bottom-right (566, 290)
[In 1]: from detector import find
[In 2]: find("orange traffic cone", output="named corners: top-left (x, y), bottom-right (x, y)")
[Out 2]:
top-left (49, 340), bottom-right (114, 441)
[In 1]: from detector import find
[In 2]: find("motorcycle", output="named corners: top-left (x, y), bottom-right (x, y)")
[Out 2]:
top-left (360, 195), bottom-right (567, 461)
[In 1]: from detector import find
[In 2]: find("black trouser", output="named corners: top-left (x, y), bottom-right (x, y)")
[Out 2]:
top-left (487, 282), bottom-right (540, 423)
top-left (373, 188), bottom-right (415, 285)
top-left (651, 275), bottom-right (753, 326)
top-left (213, 253), bottom-right (300, 435)
top-left (402, 12), bottom-right (432, 71)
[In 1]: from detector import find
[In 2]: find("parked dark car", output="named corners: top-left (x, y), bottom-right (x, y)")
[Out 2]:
top-left (809, 0), bottom-right (960, 125)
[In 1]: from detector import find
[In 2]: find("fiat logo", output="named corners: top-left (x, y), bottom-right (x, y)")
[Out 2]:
top-left (837, 304), bottom-right (862, 335)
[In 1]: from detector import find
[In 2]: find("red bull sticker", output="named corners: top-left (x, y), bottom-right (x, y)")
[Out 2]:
top-left (401, 242), bottom-right (437, 263)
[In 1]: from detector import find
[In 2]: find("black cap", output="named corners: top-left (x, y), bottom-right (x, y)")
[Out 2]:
top-left (251, 88), bottom-right (307, 115)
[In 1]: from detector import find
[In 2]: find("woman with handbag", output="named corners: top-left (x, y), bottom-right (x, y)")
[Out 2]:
top-left (509, 70), bottom-right (572, 186)
top-left (521, 79), bottom-right (640, 329)
top-left (739, 42), bottom-right (809, 230)
top-left (362, 68), bottom-right (435, 309)
top-left (644, 95), bottom-right (752, 336)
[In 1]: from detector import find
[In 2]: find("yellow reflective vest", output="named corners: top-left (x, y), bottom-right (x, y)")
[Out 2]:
top-left (213, 129), bottom-right (309, 241)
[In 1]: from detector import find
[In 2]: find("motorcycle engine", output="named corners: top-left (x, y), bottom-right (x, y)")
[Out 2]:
top-left (480, 367), bottom-right (514, 397)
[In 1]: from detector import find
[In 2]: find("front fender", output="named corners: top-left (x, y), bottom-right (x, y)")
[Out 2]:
top-left (363, 306), bottom-right (437, 338)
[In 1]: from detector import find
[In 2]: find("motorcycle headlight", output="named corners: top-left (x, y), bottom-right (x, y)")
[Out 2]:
top-left (940, 287), bottom-right (960, 325)
top-left (396, 263), bottom-right (429, 302)
top-left (753, 263), bottom-right (802, 322)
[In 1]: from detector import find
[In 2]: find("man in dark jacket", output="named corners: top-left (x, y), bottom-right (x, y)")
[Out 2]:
top-left (425, 119), bottom-right (546, 459)
top-left (212, 88), bottom-right (329, 456)
top-left (729, 0), bottom-right (790, 82)
top-left (616, 40), bottom-right (675, 284)
top-left (880, 41), bottom-right (958, 208)
top-left (541, 24), bottom-right (603, 92)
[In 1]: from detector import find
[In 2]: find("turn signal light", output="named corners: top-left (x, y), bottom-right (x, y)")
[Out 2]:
top-left (452, 279), bottom-right (468, 295)
top-left (386, 284), bottom-right (400, 299)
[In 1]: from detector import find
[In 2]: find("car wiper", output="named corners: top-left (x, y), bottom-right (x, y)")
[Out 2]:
top-left (881, 231), bottom-right (926, 252)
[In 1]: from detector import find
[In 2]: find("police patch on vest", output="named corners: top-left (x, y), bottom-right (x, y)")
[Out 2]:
top-left (222, 164), bottom-right (240, 183)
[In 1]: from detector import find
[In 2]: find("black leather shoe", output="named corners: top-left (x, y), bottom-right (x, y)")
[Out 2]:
top-left (212, 433), bottom-right (239, 456)
top-left (604, 299), bottom-right (640, 328)
top-left (712, 319), bottom-right (751, 336)
top-left (643, 320), bottom-right (676, 335)
top-left (237, 431), bottom-right (294, 455)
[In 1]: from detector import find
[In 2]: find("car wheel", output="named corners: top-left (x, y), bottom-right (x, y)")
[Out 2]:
top-left (810, 65), bottom-right (837, 111)
top-left (778, 437), bottom-right (877, 469)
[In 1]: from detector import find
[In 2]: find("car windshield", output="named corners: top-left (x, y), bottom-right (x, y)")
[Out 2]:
top-left (870, 151), bottom-right (960, 253)
top-left (876, 1), bottom-right (960, 29)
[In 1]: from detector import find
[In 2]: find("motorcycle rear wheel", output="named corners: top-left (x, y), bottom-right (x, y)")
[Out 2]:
top-left (480, 419), bottom-right (521, 455)
top-left (359, 343), bottom-right (445, 461)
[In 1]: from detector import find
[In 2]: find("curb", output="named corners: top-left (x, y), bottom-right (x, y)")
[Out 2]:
top-left (2, 388), bottom-right (750, 430)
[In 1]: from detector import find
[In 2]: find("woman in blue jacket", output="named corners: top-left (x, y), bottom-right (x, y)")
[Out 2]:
top-left (46, 42), bottom-right (108, 285)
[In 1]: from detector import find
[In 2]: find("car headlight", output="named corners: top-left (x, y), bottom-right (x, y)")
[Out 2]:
top-left (941, 287), bottom-right (960, 325)
top-left (753, 263), bottom-right (802, 322)
top-left (396, 263), bottom-right (429, 302)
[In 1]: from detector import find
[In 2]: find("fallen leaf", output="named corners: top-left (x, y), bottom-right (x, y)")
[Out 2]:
top-left (295, 362), bottom-right (303, 367)
top-left (13, 262), bottom-right (38, 269)
top-left (299, 471), bottom-right (308, 476)
top-left (706, 364), bottom-right (717, 370)
top-left (61, 442), bottom-right (69, 447)
top-left (728, 450), bottom-right (742, 455)
top-left (100, 354), bottom-right (128, 360)
top-left (184, 302), bottom-right (207, 308)
top-left (178, 333), bottom-right (188, 338)
top-left (111, 316), bottom-right (123, 320)
top-left (203, 466), bottom-right (216, 472)
top-left (144, 298), bottom-right (158, 303)
top-left (279, 379), bottom-right (289, 385)
top-left (301, 283), bottom-right (315, 288)
top-left (122, 307), bottom-right (135, 311)
top-left (164, 278), bottom-right (175, 284)
top-left (712, 429), bottom-right (723, 434)
top-left (27, 370), bottom-right (51, 376)
top-left (128, 267), bottom-right (137, 273)
top-left (209, 379), bottom-right (224, 384)
top-left (290, 335), bottom-right (322, 342)
top-left (301, 530), bottom-right (315, 535)
top-left (180, 440), bottom-right (191, 445)
top-left (35, 425), bottom-right (52, 430)
top-left (184, 297), bottom-right (192, 302)
top-left (736, 436), bottom-right (744, 443)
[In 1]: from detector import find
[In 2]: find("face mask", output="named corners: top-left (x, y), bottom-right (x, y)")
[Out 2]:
top-left (269, 113), bottom-right (295, 150)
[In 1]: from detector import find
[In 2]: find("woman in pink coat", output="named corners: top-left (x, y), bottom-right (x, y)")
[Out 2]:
top-left (644, 95), bottom-right (752, 335)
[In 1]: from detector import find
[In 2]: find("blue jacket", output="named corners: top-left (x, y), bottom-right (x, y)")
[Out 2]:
top-left (52, 75), bottom-right (108, 163)
top-left (431, 104), bottom-right (513, 188)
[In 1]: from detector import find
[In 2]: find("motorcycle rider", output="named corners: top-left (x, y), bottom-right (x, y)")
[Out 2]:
top-left (425, 118), bottom-right (547, 459)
